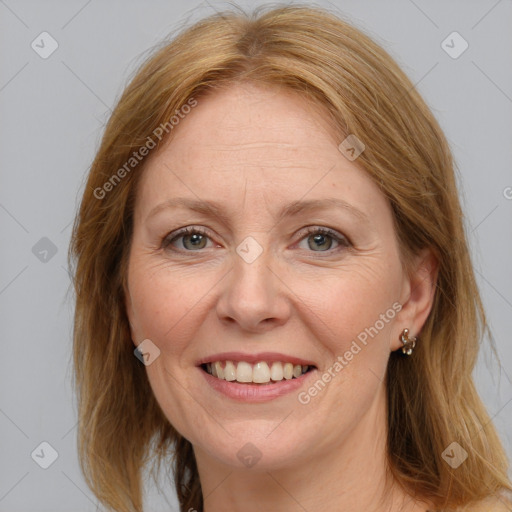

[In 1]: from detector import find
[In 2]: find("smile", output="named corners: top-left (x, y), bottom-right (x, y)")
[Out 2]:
top-left (197, 353), bottom-right (318, 402)
top-left (201, 360), bottom-right (314, 384)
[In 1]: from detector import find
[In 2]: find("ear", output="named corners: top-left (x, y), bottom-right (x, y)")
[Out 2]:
top-left (390, 247), bottom-right (439, 352)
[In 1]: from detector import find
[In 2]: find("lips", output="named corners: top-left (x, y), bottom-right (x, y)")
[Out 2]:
top-left (199, 364), bottom-right (317, 402)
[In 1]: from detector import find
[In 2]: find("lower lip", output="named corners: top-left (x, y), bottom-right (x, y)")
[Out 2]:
top-left (199, 367), bottom-right (317, 402)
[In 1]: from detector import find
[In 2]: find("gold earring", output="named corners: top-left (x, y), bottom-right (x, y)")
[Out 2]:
top-left (400, 328), bottom-right (417, 355)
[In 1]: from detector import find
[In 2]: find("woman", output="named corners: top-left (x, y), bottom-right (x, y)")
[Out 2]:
top-left (69, 5), bottom-right (512, 512)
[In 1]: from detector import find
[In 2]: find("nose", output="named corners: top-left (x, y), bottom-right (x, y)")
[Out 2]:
top-left (215, 240), bottom-right (291, 333)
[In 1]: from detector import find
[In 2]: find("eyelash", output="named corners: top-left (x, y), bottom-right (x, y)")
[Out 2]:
top-left (162, 226), bottom-right (351, 255)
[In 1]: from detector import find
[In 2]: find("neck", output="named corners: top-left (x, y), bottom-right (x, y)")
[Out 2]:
top-left (194, 385), bottom-right (432, 512)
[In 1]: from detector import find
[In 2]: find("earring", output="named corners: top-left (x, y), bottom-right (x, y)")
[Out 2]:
top-left (400, 328), bottom-right (417, 355)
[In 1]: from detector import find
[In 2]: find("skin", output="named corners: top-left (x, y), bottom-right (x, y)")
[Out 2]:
top-left (125, 83), bottom-right (438, 512)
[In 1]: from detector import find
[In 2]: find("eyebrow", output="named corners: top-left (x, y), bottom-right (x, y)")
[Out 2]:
top-left (146, 197), bottom-right (370, 226)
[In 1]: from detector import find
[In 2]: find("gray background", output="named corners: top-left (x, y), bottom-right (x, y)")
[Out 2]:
top-left (1, 0), bottom-right (511, 510)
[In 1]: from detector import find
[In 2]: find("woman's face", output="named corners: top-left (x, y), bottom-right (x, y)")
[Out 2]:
top-left (126, 83), bottom-right (433, 471)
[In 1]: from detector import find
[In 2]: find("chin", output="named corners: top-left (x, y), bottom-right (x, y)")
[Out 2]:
top-left (188, 416), bottom-right (319, 472)
top-left (201, 435), bottom-right (309, 471)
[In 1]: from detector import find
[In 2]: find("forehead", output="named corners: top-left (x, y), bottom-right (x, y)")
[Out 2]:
top-left (135, 83), bottom-right (388, 223)
top-left (185, 82), bottom-right (338, 143)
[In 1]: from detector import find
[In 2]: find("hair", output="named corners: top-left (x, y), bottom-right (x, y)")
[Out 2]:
top-left (68, 4), bottom-right (512, 512)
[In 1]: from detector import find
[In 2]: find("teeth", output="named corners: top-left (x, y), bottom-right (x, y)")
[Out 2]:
top-left (236, 361), bottom-right (253, 382)
top-left (204, 360), bottom-right (312, 384)
top-left (270, 362), bottom-right (283, 381)
top-left (253, 362), bottom-right (271, 383)
top-left (224, 361), bottom-right (236, 381)
top-left (213, 361), bottom-right (224, 379)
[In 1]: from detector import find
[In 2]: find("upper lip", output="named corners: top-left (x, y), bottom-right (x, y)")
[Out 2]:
top-left (196, 352), bottom-right (317, 367)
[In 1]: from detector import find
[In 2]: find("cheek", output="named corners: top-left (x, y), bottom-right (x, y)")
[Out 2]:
top-left (126, 262), bottom-right (215, 438)
top-left (127, 261), bottom-right (213, 354)
top-left (290, 259), bottom-right (401, 362)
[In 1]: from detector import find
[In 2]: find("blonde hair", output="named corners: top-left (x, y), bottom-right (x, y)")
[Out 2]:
top-left (69, 4), bottom-right (512, 511)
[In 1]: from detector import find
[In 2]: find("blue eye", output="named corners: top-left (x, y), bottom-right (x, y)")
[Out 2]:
top-left (297, 227), bottom-right (350, 252)
top-left (163, 227), bottom-right (212, 251)
top-left (162, 226), bottom-right (350, 254)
